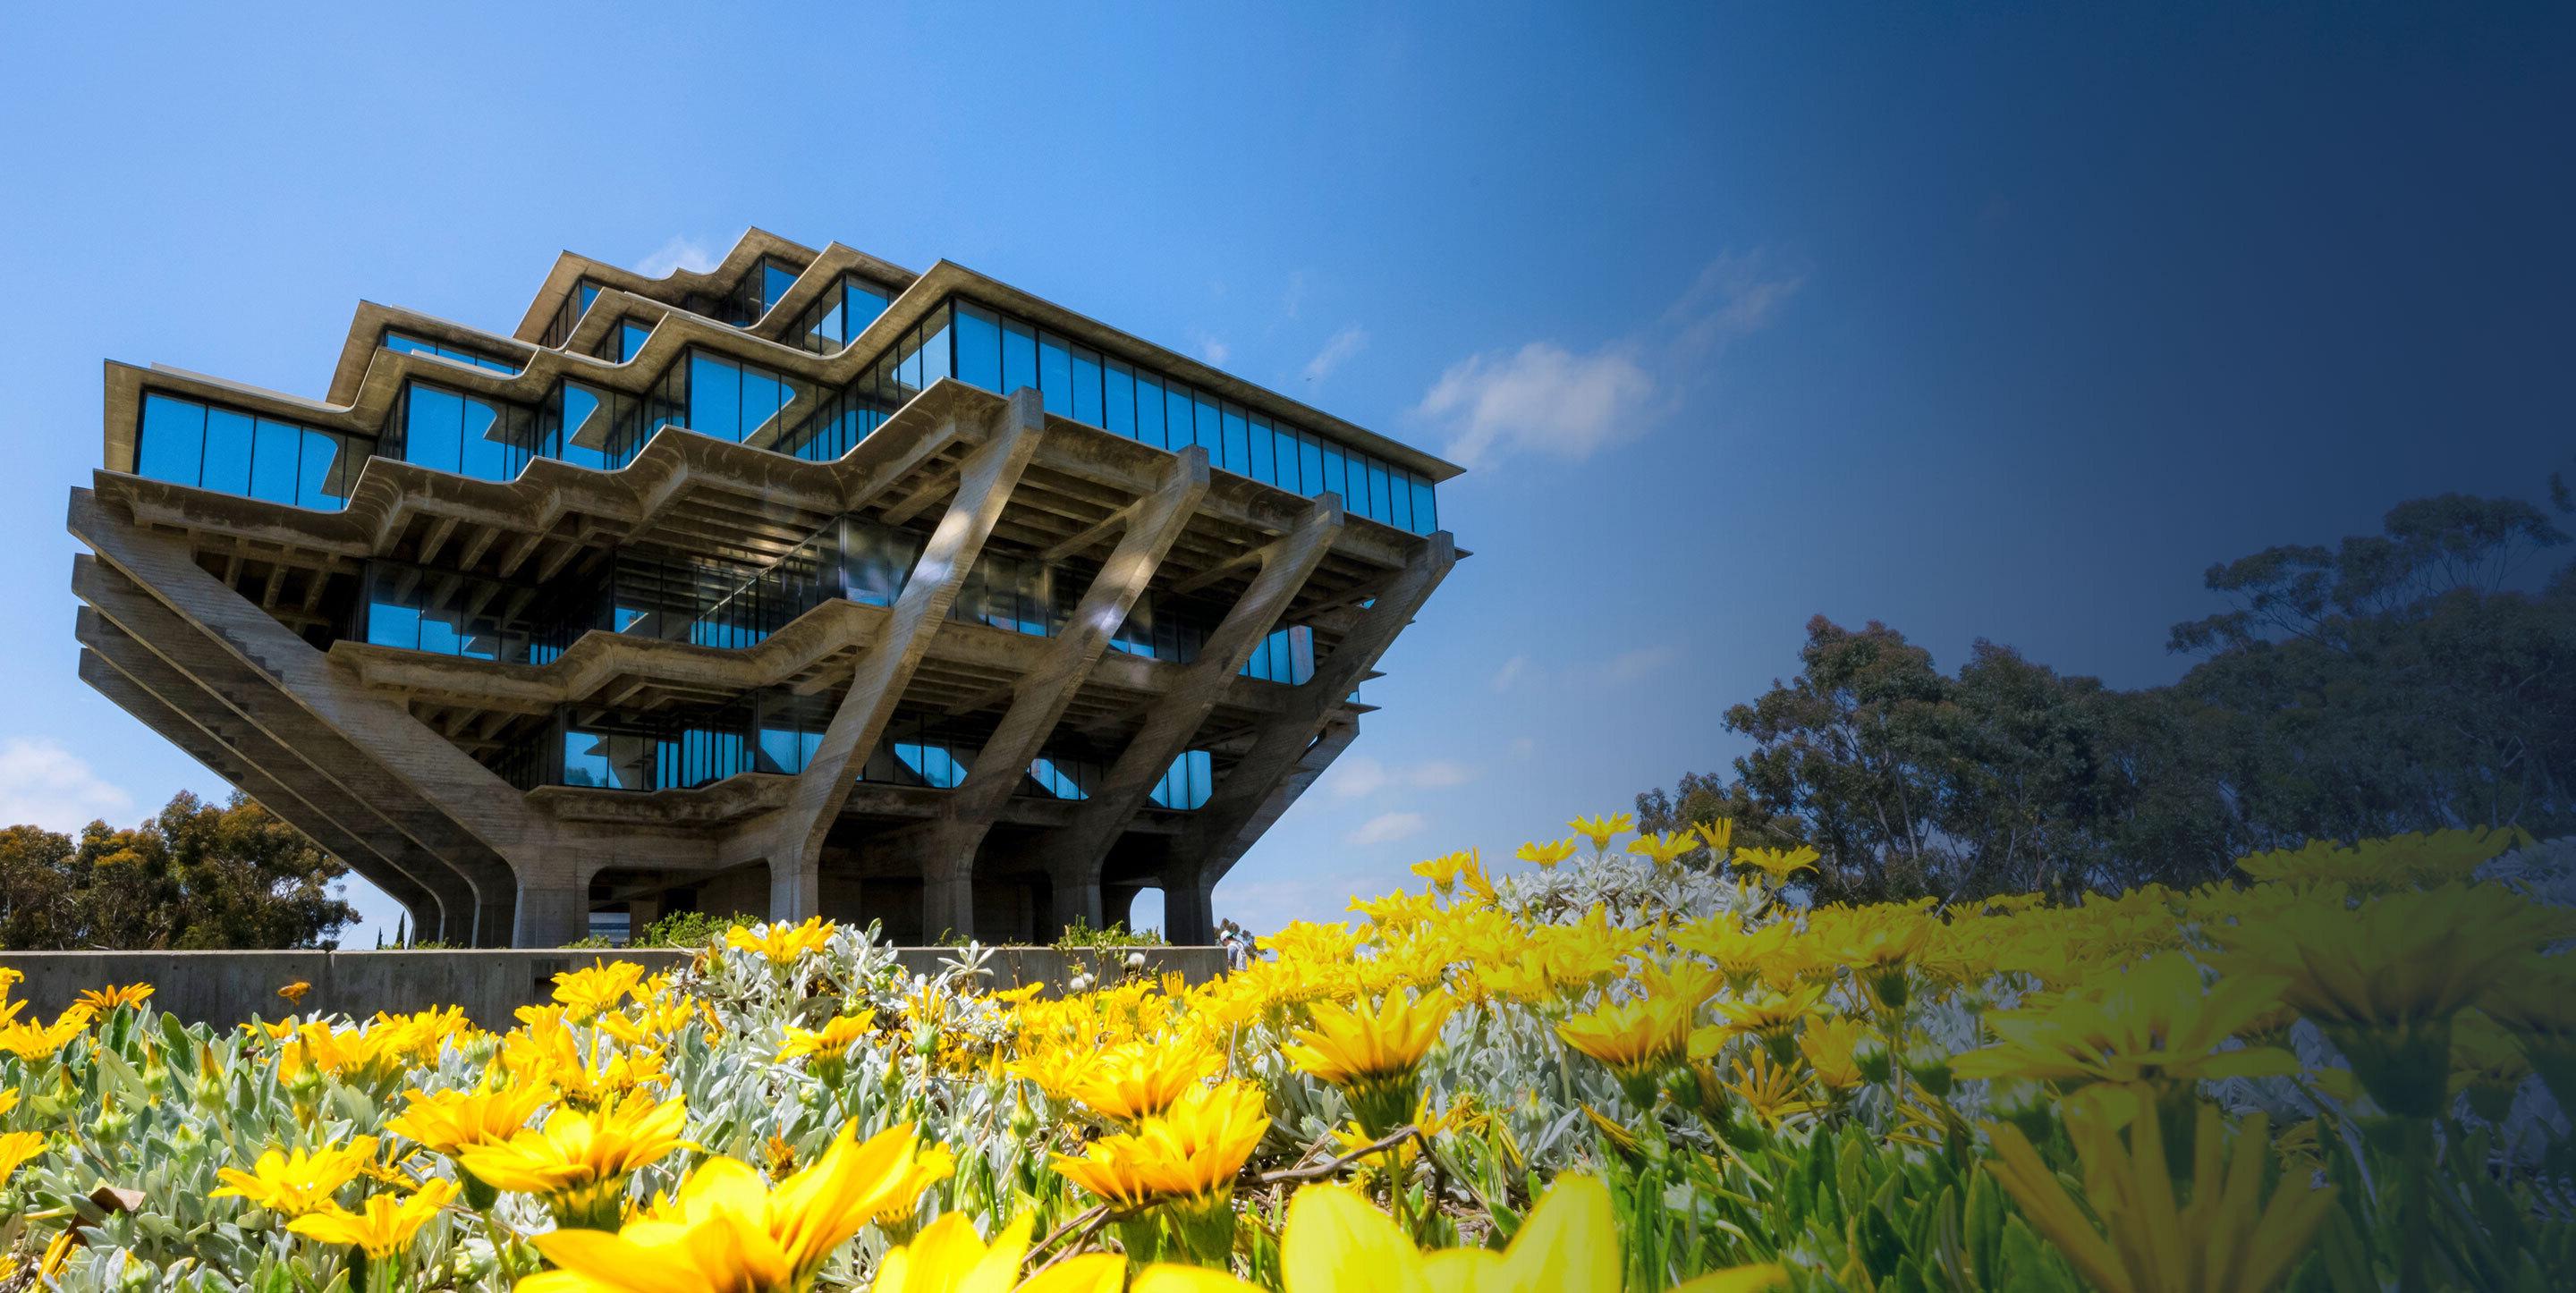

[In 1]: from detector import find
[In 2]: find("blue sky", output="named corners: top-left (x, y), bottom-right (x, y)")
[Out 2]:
top-left (0, 4), bottom-right (2566, 942)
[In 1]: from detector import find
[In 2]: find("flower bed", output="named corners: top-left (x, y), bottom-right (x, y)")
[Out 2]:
top-left (0, 818), bottom-right (2565, 1290)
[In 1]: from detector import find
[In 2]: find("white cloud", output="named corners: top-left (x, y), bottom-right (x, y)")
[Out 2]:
top-left (1414, 249), bottom-right (1803, 469)
top-left (636, 235), bottom-right (721, 278)
top-left (1490, 654), bottom-right (1531, 692)
top-left (0, 738), bottom-right (135, 832)
top-left (1282, 271), bottom-right (1309, 321)
top-left (1509, 736), bottom-right (1539, 759)
top-left (1348, 811), bottom-right (1427, 846)
top-left (1301, 325), bottom-right (1368, 385)
top-left (1416, 341), bottom-right (1656, 468)
top-left (1663, 251), bottom-right (1805, 358)
top-left (1199, 337), bottom-right (1233, 367)
top-left (1604, 645), bottom-right (1680, 682)
top-left (1327, 756), bottom-right (1475, 800)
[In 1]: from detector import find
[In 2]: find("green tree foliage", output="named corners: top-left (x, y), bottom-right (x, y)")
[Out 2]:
top-left (0, 790), bottom-right (358, 950)
top-left (1642, 486), bottom-right (2576, 902)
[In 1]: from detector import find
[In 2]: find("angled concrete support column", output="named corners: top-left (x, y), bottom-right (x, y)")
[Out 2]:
top-left (768, 389), bottom-right (1046, 921)
top-left (1182, 532), bottom-right (1455, 880)
top-left (892, 448), bottom-right (1210, 937)
top-left (1048, 867), bottom-right (1106, 935)
top-left (1163, 859), bottom-right (1218, 946)
top-left (76, 646), bottom-right (453, 943)
top-left (1048, 494), bottom-right (1346, 882)
top-left (71, 554), bottom-right (516, 944)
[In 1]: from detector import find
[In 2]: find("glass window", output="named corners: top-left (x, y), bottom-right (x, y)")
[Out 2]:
top-left (1167, 385), bottom-right (1199, 453)
top-left (689, 352), bottom-right (741, 441)
top-left (760, 261), bottom-right (798, 317)
top-left (367, 594), bottom-right (420, 650)
top-left (954, 304), bottom-right (1002, 392)
top-left (136, 394), bottom-right (206, 487)
top-left (201, 407), bottom-right (254, 495)
top-left (916, 304), bottom-right (953, 387)
top-left (618, 321), bottom-right (650, 363)
top-left (1194, 393), bottom-right (1224, 461)
top-left (1103, 359), bottom-right (1135, 437)
top-left (1221, 405), bottom-right (1250, 477)
top-left (296, 427), bottom-right (345, 510)
top-left (1134, 372), bottom-right (1166, 447)
top-left (1411, 476), bottom-right (1437, 533)
top-left (1072, 346), bottom-right (1104, 425)
top-left (1318, 439), bottom-right (1346, 508)
top-left (1386, 464), bottom-right (1413, 532)
top-left (1274, 423), bottom-right (1303, 492)
top-left (458, 392), bottom-right (507, 481)
top-left (1038, 333), bottom-right (1072, 417)
top-left (1298, 429), bottom-right (1325, 496)
top-left (847, 279), bottom-right (894, 331)
top-left (1002, 317), bottom-right (1038, 397)
top-left (249, 418), bottom-right (300, 504)
top-left (402, 385), bottom-right (461, 473)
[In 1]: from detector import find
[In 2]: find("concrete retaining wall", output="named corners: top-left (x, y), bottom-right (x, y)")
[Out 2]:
top-left (0, 946), bottom-right (1227, 1028)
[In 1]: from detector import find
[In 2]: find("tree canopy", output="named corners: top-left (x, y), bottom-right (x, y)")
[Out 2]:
top-left (1640, 484), bottom-right (2575, 903)
top-left (0, 790), bottom-right (359, 950)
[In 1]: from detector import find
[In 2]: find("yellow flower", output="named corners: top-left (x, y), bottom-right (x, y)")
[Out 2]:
top-left (2235, 826), bottom-right (2530, 892)
top-left (868, 1212), bottom-right (1126, 1293)
top-left (1733, 845), bottom-right (1818, 885)
top-left (779, 1011), bottom-right (877, 1063)
top-left (1283, 992), bottom-right (1456, 1137)
top-left (386, 1082), bottom-right (558, 1156)
top-left (1710, 983), bottom-right (1829, 1063)
top-left (553, 960), bottom-right (648, 1019)
top-left (1557, 995), bottom-right (1695, 1089)
top-left (459, 1093), bottom-right (689, 1229)
top-left (1952, 956), bottom-right (2301, 1092)
top-left (277, 981), bottom-right (312, 1005)
top-left (1568, 812), bottom-right (1634, 851)
top-left (1724, 1052), bottom-right (1822, 1128)
top-left (526, 1121), bottom-right (928, 1293)
top-left (1626, 831), bottom-right (1698, 867)
top-left (0, 1010), bottom-right (89, 1061)
top-left (1515, 838), bottom-right (1578, 868)
top-left (1052, 1079), bottom-right (1269, 1208)
top-left (288, 1177), bottom-right (457, 1259)
top-left (0, 1130), bottom-right (46, 1187)
top-left (1064, 1038), bottom-right (1220, 1125)
top-left (727, 917), bottom-right (836, 965)
top-left (1411, 850), bottom-right (1473, 892)
top-left (1798, 1015), bottom-right (1870, 1089)
top-left (870, 1143), bottom-right (955, 1226)
top-left (1986, 1100), bottom-right (2334, 1293)
top-left (212, 1137), bottom-right (382, 1217)
top-left (74, 983), bottom-right (153, 1012)
top-left (1693, 817), bottom-right (1735, 858)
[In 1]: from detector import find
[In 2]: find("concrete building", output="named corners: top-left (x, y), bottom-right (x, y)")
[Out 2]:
top-left (67, 229), bottom-right (1461, 948)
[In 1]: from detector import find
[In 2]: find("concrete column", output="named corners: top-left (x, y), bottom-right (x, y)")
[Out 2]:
top-left (924, 862), bottom-right (976, 944)
top-left (513, 877), bottom-right (589, 948)
top-left (769, 858), bottom-right (820, 924)
top-left (1165, 863), bottom-right (1217, 946)
top-left (1047, 862), bottom-right (1105, 935)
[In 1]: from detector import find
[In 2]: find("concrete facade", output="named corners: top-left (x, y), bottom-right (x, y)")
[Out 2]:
top-left (67, 229), bottom-right (1462, 948)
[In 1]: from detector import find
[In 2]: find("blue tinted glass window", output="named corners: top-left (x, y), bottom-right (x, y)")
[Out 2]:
top-left (1195, 393), bottom-right (1224, 459)
top-left (202, 408), bottom-right (254, 494)
top-left (403, 385), bottom-right (462, 473)
top-left (1411, 477), bottom-right (1437, 532)
top-left (954, 305), bottom-right (1002, 392)
top-left (619, 322), bottom-right (649, 363)
top-left (1103, 359), bottom-right (1135, 436)
top-left (458, 393), bottom-right (506, 480)
top-left (1221, 405), bottom-right (1250, 476)
top-left (1273, 424), bottom-right (1303, 492)
top-left (1038, 334), bottom-right (1072, 416)
top-left (250, 418), bottom-right (300, 503)
top-left (137, 394), bottom-right (207, 486)
top-left (296, 429), bottom-right (343, 510)
top-left (1246, 415), bottom-right (1275, 485)
top-left (1370, 458), bottom-right (1394, 522)
top-left (847, 280), bottom-right (894, 331)
top-left (367, 595), bottom-right (420, 649)
top-left (1386, 465), bottom-right (1413, 532)
top-left (1134, 372), bottom-right (1166, 447)
top-left (1002, 318), bottom-right (1038, 397)
top-left (1318, 440), bottom-right (1346, 506)
top-left (917, 304), bottom-right (953, 386)
top-left (1167, 385), bottom-right (1198, 452)
top-left (689, 352), bottom-right (741, 440)
top-left (761, 262), bottom-right (798, 316)
top-left (1071, 347), bottom-right (1104, 425)
top-left (747, 366), bottom-right (788, 439)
